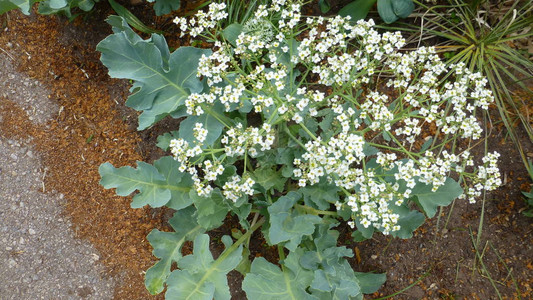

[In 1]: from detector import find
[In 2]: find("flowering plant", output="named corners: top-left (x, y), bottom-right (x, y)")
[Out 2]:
top-left (98, 1), bottom-right (501, 298)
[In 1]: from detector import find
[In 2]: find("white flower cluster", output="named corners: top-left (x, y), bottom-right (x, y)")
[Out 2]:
top-left (222, 123), bottom-right (275, 157)
top-left (222, 175), bottom-right (255, 202)
top-left (173, 2), bottom-right (228, 37)
top-left (459, 151), bottom-right (502, 203)
top-left (171, 0), bottom-right (502, 233)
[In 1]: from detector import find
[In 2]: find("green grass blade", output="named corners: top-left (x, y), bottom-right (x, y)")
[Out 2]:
top-left (108, 0), bottom-right (162, 34)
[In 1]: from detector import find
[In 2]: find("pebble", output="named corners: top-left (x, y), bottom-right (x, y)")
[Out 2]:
top-left (10, 153), bottom-right (17, 160)
top-left (28, 228), bottom-right (36, 235)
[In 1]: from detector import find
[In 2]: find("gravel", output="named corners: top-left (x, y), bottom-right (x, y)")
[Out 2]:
top-left (0, 53), bottom-right (115, 299)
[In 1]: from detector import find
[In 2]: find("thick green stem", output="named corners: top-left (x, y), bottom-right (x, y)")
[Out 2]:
top-left (295, 204), bottom-right (337, 216)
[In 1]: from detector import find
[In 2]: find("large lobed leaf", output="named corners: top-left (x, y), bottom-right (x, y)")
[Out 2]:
top-left (412, 177), bottom-right (463, 218)
top-left (267, 191), bottom-right (322, 251)
top-left (165, 234), bottom-right (243, 300)
top-left (99, 156), bottom-right (192, 209)
top-left (242, 249), bottom-right (316, 300)
top-left (145, 206), bottom-right (205, 295)
top-left (300, 225), bottom-right (363, 299)
top-left (97, 16), bottom-right (211, 130)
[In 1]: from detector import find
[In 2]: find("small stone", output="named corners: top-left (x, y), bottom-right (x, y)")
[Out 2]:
top-left (8, 258), bottom-right (17, 268)
top-left (371, 255), bottom-right (378, 260)
top-left (26, 151), bottom-right (33, 158)
top-left (28, 228), bottom-right (36, 235)
top-left (10, 153), bottom-right (17, 160)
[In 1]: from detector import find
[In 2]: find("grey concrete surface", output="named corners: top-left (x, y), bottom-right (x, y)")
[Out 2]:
top-left (0, 53), bottom-right (116, 299)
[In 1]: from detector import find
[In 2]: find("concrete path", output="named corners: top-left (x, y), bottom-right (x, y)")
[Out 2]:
top-left (0, 53), bottom-right (116, 299)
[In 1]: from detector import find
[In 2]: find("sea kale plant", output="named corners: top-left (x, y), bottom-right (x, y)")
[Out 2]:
top-left (98, 0), bottom-right (502, 298)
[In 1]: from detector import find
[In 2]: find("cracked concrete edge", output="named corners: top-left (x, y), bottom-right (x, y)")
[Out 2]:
top-left (0, 53), bottom-right (116, 300)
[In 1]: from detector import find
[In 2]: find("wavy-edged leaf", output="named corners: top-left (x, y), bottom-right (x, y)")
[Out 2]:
top-left (242, 249), bottom-right (316, 300)
top-left (412, 177), bottom-right (463, 218)
top-left (191, 189), bottom-right (230, 230)
top-left (99, 156), bottom-right (192, 209)
top-left (301, 224), bottom-right (362, 299)
top-left (165, 234), bottom-right (242, 300)
top-left (300, 180), bottom-right (340, 210)
top-left (145, 206), bottom-right (205, 295)
top-left (97, 16), bottom-right (211, 129)
top-left (267, 191), bottom-right (322, 251)
top-left (390, 204), bottom-right (425, 239)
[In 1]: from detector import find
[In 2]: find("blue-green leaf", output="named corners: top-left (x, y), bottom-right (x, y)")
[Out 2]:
top-left (147, 0), bottom-right (180, 16)
top-left (267, 192), bottom-right (322, 251)
top-left (354, 272), bottom-right (386, 294)
top-left (390, 204), bottom-right (425, 239)
top-left (99, 156), bottom-right (192, 209)
top-left (412, 177), bottom-right (463, 218)
top-left (300, 181), bottom-right (340, 210)
top-left (178, 106), bottom-right (225, 147)
top-left (165, 234), bottom-right (242, 300)
top-left (242, 249), bottom-right (316, 300)
top-left (392, 0), bottom-right (414, 18)
top-left (191, 189), bottom-right (230, 230)
top-left (301, 224), bottom-right (362, 299)
top-left (156, 131), bottom-right (179, 150)
top-left (97, 16), bottom-right (211, 130)
top-left (377, 0), bottom-right (397, 23)
top-left (145, 206), bottom-right (205, 295)
top-left (222, 23), bottom-right (243, 47)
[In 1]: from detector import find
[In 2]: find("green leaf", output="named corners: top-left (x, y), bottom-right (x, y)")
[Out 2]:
top-left (222, 23), bottom-right (243, 47)
top-left (145, 206), bottom-right (205, 295)
top-left (300, 224), bottom-right (362, 299)
top-left (150, 0), bottom-right (180, 16)
top-left (165, 234), bottom-right (242, 300)
top-left (99, 156), bottom-right (192, 209)
top-left (318, 0), bottom-right (330, 13)
top-left (354, 272), bottom-right (386, 294)
top-left (267, 192), bottom-right (322, 251)
top-left (191, 189), bottom-right (230, 230)
top-left (156, 131), bottom-right (179, 150)
top-left (392, 0), bottom-right (414, 18)
top-left (252, 166), bottom-right (287, 192)
top-left (242, 250), bottom-right (316, 300)
top-left (412, 177), bottom-right (463, 218)
top-left (338, 0), bottom-right (377, 22)
top-left (154, 156), bottom-right (194, 210)
top-left (390, 205), bottom-right (425, 239)
top-left (0, 0), bottom-right (22, 14)
top-left (178, 107), bottom-right (225, 147)
top-left (300, 181), bottom-right (340, 210)
top-left (97, 16), bottom-right (211, 130)
top-left (377, 0), bottom-right (397, 24)
top-left (1, 0), bottom-right (36, 14)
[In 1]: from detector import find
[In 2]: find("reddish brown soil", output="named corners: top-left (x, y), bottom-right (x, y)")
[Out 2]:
top-left (1, 2), bottom-right (532, 299)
